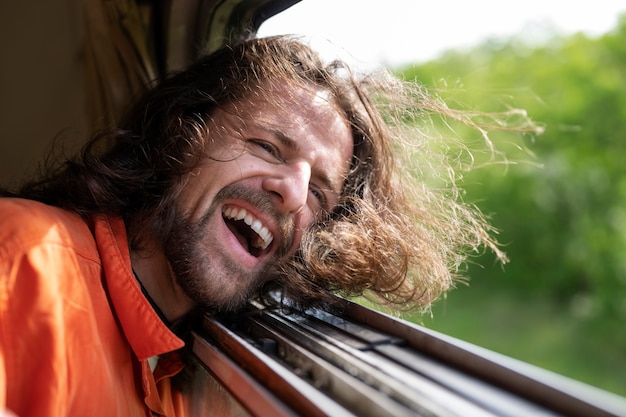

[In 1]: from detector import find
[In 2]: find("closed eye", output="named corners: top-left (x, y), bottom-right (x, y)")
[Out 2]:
top-left (248, 139), bottom-right (282, 161)
top-left (309, 185), bottom-right (329, 212)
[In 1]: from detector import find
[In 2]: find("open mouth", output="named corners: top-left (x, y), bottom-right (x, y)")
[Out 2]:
top-left (222, 206), bottom-right (274, 257)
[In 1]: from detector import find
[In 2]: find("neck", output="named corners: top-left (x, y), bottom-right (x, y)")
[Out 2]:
top-left (130, 246), bottom-right (196, 323)
top-left (133, 269), bottom-right (171, 325)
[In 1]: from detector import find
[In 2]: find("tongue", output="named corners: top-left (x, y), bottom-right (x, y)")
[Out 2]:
top-left (226, 221), bottom-right (250, 253)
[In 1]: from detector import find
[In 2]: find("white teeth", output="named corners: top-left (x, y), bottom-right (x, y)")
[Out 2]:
top-left (222, 206), bottom-right (274, 250)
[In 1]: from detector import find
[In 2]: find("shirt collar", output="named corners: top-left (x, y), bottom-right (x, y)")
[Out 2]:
top-left (92, 215), bottom-right (185, 360)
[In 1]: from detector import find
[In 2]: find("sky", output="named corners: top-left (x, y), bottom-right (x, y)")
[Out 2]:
top-left (258, 1), bottom-right (626, 69)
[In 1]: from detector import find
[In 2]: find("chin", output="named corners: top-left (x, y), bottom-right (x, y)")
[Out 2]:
top-left (176, 270), bottom-right (257, 314)
top-left (200, 288), bottom-right (254, 314)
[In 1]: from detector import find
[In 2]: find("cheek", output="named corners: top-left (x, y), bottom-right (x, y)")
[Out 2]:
top-left (175, 165), bottom-right (221, 218)
top-left (300, 210), bottom-right (316, 229)
top-left (291, 211), bottom-right (316, 249)
top-left (176, 157), bottom-right (263, 219)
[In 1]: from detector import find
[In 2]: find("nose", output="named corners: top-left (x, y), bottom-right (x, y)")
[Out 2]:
top-left (262, 160), bottom-right (311, 214)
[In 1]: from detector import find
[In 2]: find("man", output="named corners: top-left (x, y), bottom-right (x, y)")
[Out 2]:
top-left (0, 36), bottom-right (504, 416)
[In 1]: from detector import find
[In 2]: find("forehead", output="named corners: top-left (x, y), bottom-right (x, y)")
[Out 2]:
top-left (218, 82), bottom-right (353, 146)
top-left (227, 82), bottom-right (344, 125)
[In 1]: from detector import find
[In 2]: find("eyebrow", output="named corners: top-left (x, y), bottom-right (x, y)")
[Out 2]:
top-left (261, 125), bottom-right (343, 197)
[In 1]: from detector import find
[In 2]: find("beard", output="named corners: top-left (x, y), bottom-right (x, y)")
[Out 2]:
top-left (161, 184), bottom-right (294, 314)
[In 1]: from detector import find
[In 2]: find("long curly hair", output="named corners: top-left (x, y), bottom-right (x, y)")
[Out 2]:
top-left (5, 35), bottom-right (529, 311)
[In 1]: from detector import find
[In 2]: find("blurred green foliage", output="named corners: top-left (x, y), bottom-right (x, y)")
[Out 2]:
top-left (398, 15), bottom-right (626, 395)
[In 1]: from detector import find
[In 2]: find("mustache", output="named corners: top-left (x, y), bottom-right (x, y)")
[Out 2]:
top-left (203, 184), bottom-right (296, 256)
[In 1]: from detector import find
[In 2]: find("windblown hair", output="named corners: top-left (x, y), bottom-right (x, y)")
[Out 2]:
top-left (5, 35), bottom-right (524, 311)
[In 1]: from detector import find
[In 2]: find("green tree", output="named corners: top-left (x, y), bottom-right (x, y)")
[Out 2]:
top-left (402, 14), bottom-right (626, 318)
top-left (398, 14), bottom-right (626, 394)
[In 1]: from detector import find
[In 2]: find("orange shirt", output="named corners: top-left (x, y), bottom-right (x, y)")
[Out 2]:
top-left (0, 198), bottom-right (186, 416)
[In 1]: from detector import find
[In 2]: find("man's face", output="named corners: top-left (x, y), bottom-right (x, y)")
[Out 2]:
top-left (164, 83), bottom-right (353, 312)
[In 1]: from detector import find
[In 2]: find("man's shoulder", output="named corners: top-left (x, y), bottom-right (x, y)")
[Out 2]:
top-left (0, 198), bottom-right (96, 258)
top-left (0, 197), bottom-right (84, 229)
